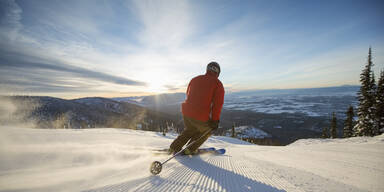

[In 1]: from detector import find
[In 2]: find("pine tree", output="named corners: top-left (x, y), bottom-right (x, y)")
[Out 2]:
top-left (343, 106), bottom-right (354, 138)
top-left (354, 47), bottom-right (376, 136)
top-left (371, 72), bottom-right (378, 135)
top-left (330, 112), bottom-right (337, 138)
top-left (322, 126), bottom-right (329, 138)
top-left (231, 123), bottom-right (236, 138)
top-left (376, 70), bottom-right (384, 134)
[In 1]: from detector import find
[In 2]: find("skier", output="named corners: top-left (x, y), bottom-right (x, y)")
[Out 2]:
top-left (169, 61), bottom-right (225, 155)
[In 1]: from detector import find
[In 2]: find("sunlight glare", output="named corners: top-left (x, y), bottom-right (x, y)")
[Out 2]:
top-left (143, 71), bottom-right (170, 94)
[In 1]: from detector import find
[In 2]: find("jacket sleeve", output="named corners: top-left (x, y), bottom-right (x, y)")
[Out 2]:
top-left (186, 81), bottom-right (191, 98)
top-left (211, 81), bottom-right (225, 121)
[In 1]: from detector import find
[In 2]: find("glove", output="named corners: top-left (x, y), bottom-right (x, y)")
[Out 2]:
top-left (208, 120), bottom-right (219, 130)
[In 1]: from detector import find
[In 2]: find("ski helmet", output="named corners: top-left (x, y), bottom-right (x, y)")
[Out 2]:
top-left (207, 61), bottom-right (221, 76)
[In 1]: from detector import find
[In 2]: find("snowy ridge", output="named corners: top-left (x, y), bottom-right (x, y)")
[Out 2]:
top-left (228, 125), bottom-right (271, 139)
top-left (289, 134), bottom-right (384, 146)
top-left (0, 127), bottom-right (383, 192)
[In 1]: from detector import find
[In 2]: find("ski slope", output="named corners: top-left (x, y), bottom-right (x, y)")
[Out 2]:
top-left (0, 127), bottom-right (383, 192)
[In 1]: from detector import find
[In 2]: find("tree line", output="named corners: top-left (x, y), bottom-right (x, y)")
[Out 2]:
top-left (323, 47), bottom-right (384, 138)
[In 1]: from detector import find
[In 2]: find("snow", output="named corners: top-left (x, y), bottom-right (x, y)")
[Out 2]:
top-left (0, 127), bottom-right (383, 192)
top-left (227, 125), bottom-right (271, 139)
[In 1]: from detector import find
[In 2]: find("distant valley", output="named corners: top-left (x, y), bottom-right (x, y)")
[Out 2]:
top-left (112, 86), bottom-right (359, 145)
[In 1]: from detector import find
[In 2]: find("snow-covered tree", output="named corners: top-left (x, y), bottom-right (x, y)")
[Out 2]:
top-left (343, 106), bottom-right (355, 138)
top-left (330, 112), bottom-right (337, 138)
top-left (354, 47), bottom-right (377, 136)
top-left (376, 70), bottom-right (384, 134)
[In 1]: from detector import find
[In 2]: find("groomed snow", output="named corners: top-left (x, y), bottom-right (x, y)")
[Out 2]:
top-left (0, 127), bottom-right (383, 192)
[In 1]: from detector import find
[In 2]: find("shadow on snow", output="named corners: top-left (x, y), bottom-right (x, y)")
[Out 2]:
top-left (176, 155), bottom-right (284, 192)
top-left (84, 155), bottom-right (285, 192)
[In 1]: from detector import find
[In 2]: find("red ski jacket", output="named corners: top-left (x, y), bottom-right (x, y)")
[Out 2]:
top-left (181, 71), bottom-right (225, 122)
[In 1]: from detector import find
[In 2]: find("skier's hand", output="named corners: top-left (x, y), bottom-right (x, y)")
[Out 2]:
top-left (208, 120), bottom-right (219, 130)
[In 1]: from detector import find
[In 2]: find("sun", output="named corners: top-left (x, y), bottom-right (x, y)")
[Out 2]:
top-left (147, 80), bottom-right (167, 94)
top-left (143, 72), bottom-right (170, 94)
top-left (135, 69), bottom-right (183, 95)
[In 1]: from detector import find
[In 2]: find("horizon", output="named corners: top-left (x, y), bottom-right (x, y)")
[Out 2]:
top-left (1, 84), bottom-right (361, 100)
top-left (0, 0), bottom-right (383, 98)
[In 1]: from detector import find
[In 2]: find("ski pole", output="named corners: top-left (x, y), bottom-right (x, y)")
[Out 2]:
top-left (150, 129), bottom-right (212, 175)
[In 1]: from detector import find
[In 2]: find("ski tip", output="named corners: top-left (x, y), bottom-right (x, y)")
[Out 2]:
top-left (216, 148), bottom-right (226, 154)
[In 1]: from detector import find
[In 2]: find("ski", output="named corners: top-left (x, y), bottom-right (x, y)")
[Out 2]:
top-left (197, 147), bottom-right (226, 155)
top-left (152, 147), bottom-right (225, 155)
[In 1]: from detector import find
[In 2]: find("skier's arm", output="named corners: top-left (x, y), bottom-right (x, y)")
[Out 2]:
top-left (211, 81), bottom-right (225, 121)
top-left (186, 82), bottom-right (191, 98)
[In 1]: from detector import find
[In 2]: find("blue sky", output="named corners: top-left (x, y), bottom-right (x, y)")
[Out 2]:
top-left (0, 0), bottom-right (383, 98)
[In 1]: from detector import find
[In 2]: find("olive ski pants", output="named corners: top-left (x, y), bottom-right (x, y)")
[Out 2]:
top-left (170, 116), bottom-right (212, 153)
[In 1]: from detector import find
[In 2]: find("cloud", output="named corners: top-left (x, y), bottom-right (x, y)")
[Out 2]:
top-left (132, 0), bottom-right (194, 49)
top-left (1, 0), bottom-right (383, 97)
top-left (0, 0), bottom-right (22, 38)
top-left (0, 0), bottom-right (216, 96)
top-left (0, 51), bottom-right (146, 93)
top-left (164, 84), bottom-right (180, 92)
top-left (0, 54), bottom-right (146, 86)
top-left (0, 0), bottom-right (149, 95)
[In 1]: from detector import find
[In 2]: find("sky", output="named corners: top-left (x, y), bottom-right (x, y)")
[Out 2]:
top-left (0, 0), bottom-right (383, 98)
